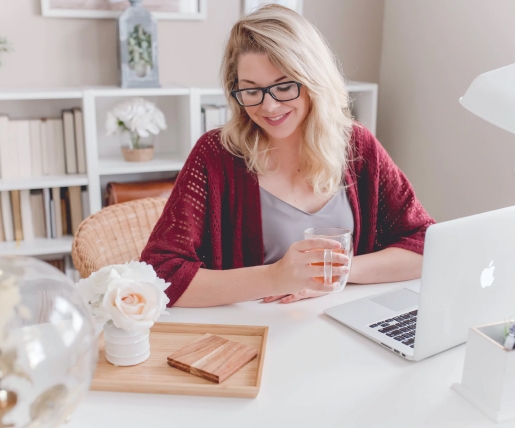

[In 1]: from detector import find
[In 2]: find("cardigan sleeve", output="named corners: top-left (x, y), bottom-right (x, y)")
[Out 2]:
top-left (357, 126), bottom-right (435, 255)
top-left (140, 137), bottom-right (211, 306)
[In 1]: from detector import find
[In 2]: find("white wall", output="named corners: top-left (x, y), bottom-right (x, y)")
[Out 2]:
top-left (378, 0), bottom-right (515, 222)
top-left (0, 0), bottom-right (384, 88)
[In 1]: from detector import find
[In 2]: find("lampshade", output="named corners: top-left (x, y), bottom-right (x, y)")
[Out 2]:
top-left (460, 63), bottom-right (515, 135)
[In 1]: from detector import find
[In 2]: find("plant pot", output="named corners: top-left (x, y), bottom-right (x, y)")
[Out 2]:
top-left (103, 320), bottom-right (150, 367)
top-left (121, 146), bottom-right (155, 162)
top-left (453, 321), bottom-right (515, 423)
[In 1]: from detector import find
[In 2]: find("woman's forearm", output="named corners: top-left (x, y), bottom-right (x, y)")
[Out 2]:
top-left (174, 264), bottom-right (278, 307)
top-left (348, 247), bottom-right (423, 284)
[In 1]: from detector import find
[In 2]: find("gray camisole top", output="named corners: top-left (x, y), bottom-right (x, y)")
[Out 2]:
top-left (260, 186), bottom-right (354, 264)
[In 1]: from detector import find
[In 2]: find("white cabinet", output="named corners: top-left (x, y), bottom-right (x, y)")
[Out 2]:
top-left (0, 81), bottom-right (377, 257)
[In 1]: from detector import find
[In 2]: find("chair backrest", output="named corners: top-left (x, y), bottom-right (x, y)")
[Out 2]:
top-left (72, 197), bottom-right (167, 279)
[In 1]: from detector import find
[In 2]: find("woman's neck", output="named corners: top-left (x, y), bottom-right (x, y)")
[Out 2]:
top-left (266, 130), bottom-right (303, 172)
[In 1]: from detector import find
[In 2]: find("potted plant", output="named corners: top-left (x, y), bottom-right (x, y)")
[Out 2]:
top-left (453, 320), bottom-right (515, 423)
top-left (105, 97), bottom-right (167, 162)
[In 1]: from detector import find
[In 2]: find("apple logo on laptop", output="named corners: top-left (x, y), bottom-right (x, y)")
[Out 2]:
top-left (480, 260), bottom-right (495, 288)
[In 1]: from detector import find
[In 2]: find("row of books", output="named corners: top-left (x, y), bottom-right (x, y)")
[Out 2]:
top-left (0, 108), bottom-right (86, 180)
top-left (201, 104), bottom-right (230, 134)
top-left (0, 186), bottom-right (88, 242)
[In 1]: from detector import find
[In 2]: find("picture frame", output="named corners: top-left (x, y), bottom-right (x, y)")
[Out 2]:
top-left (242, 0), bottom-right (303, 15)
top-left (41, 0), bottom-right (207, 20)
top-left (118, 5), bottom-right (160, 88)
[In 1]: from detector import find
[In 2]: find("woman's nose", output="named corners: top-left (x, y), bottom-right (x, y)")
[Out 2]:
top-left (260, 92), bottom-right (281, 112)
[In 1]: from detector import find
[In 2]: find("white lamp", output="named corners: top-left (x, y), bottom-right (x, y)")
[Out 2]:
top-left (453, 63), bottom-right (515, 423)
top-left (459, 63), bottom-right (515, 135)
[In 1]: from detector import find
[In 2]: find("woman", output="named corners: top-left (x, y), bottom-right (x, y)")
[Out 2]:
top-left (140, 5), bottom-right (435, 307)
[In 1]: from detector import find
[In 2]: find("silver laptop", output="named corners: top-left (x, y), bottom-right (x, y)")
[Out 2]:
top-left (324, 205), bottom-right (515, 361)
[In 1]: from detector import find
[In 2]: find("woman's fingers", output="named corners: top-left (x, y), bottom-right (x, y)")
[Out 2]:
top-left (308, 265), bottom-right (349, 278)
top-left (293, 238), bottom-right (341, 252)
top-left (280, 289), bottom-right (329, 303)
top-left (301, 250), bottom-right (349, 265)
top-left (309, 279), bottom-right (341, 293)
top-left (262, 294), bottom-right (288, 303)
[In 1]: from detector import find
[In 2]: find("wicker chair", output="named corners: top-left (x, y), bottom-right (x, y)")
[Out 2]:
top-left (72, 197), bottom-right (167, 279)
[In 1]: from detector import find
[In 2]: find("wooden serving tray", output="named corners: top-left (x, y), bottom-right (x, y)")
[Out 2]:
top-left (91, 322), bottom-right (268, 398)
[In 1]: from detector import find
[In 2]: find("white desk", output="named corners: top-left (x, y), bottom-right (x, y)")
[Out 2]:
top-left (68, 280), bottom-right (502, 428)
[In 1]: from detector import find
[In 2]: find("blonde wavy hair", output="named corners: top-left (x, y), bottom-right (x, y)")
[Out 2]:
top-left (220, 4), bottom-right (354, 196)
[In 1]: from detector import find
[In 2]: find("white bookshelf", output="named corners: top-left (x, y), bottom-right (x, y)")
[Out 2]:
top-left (0, 236), bottom-right (74, 257)
top-left (0, 82), bottom-right (377, 257)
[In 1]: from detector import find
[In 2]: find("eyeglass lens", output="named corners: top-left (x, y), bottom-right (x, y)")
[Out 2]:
top-left (236, 82), bottom-right (299, 106)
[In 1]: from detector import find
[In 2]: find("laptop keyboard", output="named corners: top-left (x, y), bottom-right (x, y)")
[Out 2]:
top-left (368, 310), bottom-right (417, 348)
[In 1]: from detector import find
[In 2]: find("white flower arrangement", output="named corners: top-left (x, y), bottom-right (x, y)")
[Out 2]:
top-left (77, 261), bottom-right (170, 331)
top-left (105, 98), bottom-right (167, 149)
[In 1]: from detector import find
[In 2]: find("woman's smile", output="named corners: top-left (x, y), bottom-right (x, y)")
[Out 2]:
top-left (262, 111), bottom-right (291, 126)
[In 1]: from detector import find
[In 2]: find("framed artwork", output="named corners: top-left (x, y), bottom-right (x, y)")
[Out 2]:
top-left (41, 0), bottom-right (207, 20)
top-left (118, 4), bottom-right (160, 87)
top-left (243, 0), bottom-right (303, 15)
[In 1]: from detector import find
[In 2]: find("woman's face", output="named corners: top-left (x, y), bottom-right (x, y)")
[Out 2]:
top-left (236, 53), bottom-right (310, 143)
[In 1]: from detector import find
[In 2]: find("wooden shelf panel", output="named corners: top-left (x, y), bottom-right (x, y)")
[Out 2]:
top-left (98, 152), bottom-right (186, 175)
top-left (89, 86), bottom-right (190, 98)
top-left (0, 236), bottom-right (74, 256)
top-left (0, 175), bottom-right (88, 191)
top-left (0, 88), bottom-right (83, 101)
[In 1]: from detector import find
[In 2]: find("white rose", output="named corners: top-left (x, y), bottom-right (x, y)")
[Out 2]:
top-left (77, 264), bottom-right (130, 300)
top-left (105, 111), bottom-right (119, 136)
top-left (152, 108), bottom-right (167, 131)
top-left (130, 113), bottom-right (152, 137)
top-left (102, 278), bottom-right (169, 330)
top-left (108, 98), bottom-right (167, 138)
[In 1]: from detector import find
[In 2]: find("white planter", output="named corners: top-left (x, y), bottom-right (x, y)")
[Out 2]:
top-left (103, 320), bottom-right (150, 366)
top-left (452, 321), bottom-right (515, 423)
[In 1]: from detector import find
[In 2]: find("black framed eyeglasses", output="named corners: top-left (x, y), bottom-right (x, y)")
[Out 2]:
top-left (230, 81), bottom-right (303, 107)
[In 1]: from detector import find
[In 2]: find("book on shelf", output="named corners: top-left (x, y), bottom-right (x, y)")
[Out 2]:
top-left (0, 117), bottom-right (16, 179)
top-left (40, 119), bottom-right (49, 175)
top-left (201, 104), bottom-right (230, 134)
top-left (42, 187), bottom-right (52, 239)
top-left (73, 108), bottom-right (87, 174)
top-left (10, 190), bottom-right (23, 242)
top-left (1, 191), bottom-right (13, 242)
top-left (0, 110), bottom-right (86, 180)
top-left (13, 121), bottom-right (32, 179)
top-left (61, 188), bottom-right (70, 236)
top-left (30, 190), bottom-right (46, 238)
top-left (45, 119), bottom-right (66, 175)
top-left (68, 186), bottom-right (83, 235)
top-left (52, 187), bottom-right (63, 238)
top-left (0, 186), bottom-right (86, 244)
top-left (20, 189), bottom-right (34, 241)
top-left (29, 120), bottom-right (43, 177)
top-left (81, 187), bottom-right (89, 220)
top-left (62, 110), bottom-right (78, 174)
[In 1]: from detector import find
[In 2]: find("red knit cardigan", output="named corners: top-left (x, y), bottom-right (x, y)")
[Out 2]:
top-left (140, 124), bottom-right (435, 306)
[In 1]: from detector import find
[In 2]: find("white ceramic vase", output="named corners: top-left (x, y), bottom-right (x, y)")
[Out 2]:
top-left (103, 320), bottom-right (150, 366)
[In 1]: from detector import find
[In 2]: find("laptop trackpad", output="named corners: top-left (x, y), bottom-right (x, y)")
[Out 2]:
top-left (370, 289), bottom-right (419, 312)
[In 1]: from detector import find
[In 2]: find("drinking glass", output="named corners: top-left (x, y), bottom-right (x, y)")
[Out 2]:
top-left (304, 227), bottom-right (353, 292)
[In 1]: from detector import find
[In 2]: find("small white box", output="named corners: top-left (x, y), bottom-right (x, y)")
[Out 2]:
top-left (453, 321), bottom-right (515, 423)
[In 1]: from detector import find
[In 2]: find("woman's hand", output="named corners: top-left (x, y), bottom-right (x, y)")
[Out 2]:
top-left (267, 238), bottom-right (350, 296)
top-left (262, 289), bottom-right (327, 304)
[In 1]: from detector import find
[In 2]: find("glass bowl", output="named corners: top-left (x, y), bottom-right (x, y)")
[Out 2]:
top-left (0, 256), bottom-right (97, 428)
